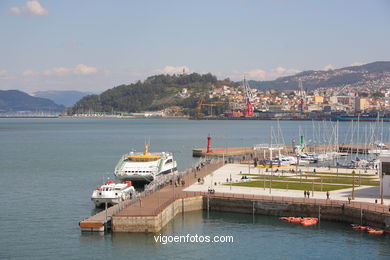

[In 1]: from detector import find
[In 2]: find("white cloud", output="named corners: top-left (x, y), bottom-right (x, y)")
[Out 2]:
top-left (323, 64), bottom-right (334, 71)
top-left (74, 64), bottom-right (98, 75)
top-left (43, 67), bottom-right (70, 76)
top-left (226, 66), bottom-right (300, 81)
top-left (270, 67), bottom-right (301, 78)
top-left (219, 66), bottom-right (299, 82)
top-left (156, 65), bottom-right (190, 74)
top-left (9, 0), bottom-right (48, 17)
top-left (22, 69), bottom-right (37, 76)
top-left (0, 70), bottom-right (8, 77)
top-left (43, 64), bottom-right (98, 76)
top-left (246, 69), bottom-right (267, 80)
top-left (349, 62), bottom-right (366, 67)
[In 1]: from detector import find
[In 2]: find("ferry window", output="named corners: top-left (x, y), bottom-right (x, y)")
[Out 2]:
top-left (382, 162), bottom-right (390, 175)
top-left (165, 159), bottom-right (172, 164)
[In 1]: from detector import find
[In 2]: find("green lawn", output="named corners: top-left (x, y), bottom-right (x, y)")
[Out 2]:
top-left (303, 171), bottom-right (375, 177)
top-left (229, 180), bottom-right (352, 191)
top-left (241, 173), bottom-right (379, 186)
top-left (249, 176), bottom-right (379, 186)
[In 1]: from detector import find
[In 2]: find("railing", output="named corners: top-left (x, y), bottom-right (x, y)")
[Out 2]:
top-left (109, 158), bottom-right (223, 217)
top-left (113, 156), bottom-right (126, 174)
top-left (108, 157), bottom-right (390, 219)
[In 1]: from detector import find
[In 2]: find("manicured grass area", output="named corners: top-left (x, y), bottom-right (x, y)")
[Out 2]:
top-left (241, 172), bottom-right (379, 186)
top-left (303, 171), bottom-right (374, 177)
top-left (229, 180), bottom-right (351, 191)
top-left (242, 172), bottom-right (375, 178)
top-left (248, 176), bottom-right (379, 186)
top-left (302, 173), bottom-right (375, 179)
top-left (301, 176), bottom-right (378, 186)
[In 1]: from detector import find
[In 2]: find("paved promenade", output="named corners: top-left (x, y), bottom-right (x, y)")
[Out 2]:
top-left (115, 161), bottom-right (224, 217)
top-left (184, 164), bottom-right (390, 205)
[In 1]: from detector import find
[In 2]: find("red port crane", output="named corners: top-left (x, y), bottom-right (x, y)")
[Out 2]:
top-left (243, 77), bottom-right (254, 117)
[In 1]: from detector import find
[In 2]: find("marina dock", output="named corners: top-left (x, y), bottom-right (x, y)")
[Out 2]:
top-left (79, 160), bottom-right (224, 232)
top-left (80, 160), bottom-right (390, 233)
top-left (192, 143), bottom-right (390, 157)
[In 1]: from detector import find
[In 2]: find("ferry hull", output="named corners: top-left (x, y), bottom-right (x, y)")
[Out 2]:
top-left (92, 197), bottom-right (121, 208)
top-left (116, 167), bottom-right (178, 183)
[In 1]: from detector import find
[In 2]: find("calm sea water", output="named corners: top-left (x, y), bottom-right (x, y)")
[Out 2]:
top-left (0, 118), bottom-right (389, 260)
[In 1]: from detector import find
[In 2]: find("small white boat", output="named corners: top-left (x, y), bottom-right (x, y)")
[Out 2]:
top-left (300, 153), bottom-right (319, 163)
top-left (278, 156), bottom-right (298, 166)
top-left (91, 180), bottom-right (136, 207)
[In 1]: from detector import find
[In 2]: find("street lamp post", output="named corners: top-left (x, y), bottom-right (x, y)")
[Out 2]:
top-left (381, 171), bottom-right (384, 205)
top-left (352, 170), bottom-right (355, 200)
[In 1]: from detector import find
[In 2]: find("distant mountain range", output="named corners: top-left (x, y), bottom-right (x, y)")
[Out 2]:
top-left (249, 61), bottom-right (390, 91)
top-left (2, 61), bottom-right (389, 115)
top-left (33, 90), bottom-right (93, 107)
top-left (0, 90), bottom-right (65, 113)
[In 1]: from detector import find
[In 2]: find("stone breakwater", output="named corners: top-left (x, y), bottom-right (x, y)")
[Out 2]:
top-left (111, 193), bottom-right (390, 232)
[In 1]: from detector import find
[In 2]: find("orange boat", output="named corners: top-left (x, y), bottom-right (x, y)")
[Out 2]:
top-left (288, 217), bottom-right (304, 223)
top-left (300, 218), bottom-right (318, 226)
top-left (352, 225), bottom-right (368, 230)
top-left (279, 217), bottom-right (290, 221)
top-left (367, 229), bottom-right (384, 235)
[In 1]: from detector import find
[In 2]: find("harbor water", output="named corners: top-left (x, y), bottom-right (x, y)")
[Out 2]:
top-left (1, 118), bottom-right (389, 259)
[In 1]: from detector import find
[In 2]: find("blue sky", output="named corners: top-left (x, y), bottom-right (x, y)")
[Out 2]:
top-left (0, 0), bottom-right (389, 92)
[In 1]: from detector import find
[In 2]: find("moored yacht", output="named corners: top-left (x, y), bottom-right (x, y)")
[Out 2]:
top-left (91, 180), bottom-right (136, 207)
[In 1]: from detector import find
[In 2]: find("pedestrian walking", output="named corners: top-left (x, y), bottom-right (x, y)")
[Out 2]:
top-left (304, 190), bottom-right (307, 198)
top-left (326, 191), bottom-right (330, 200)
top-left (307, 191), bottom-right (310, 198)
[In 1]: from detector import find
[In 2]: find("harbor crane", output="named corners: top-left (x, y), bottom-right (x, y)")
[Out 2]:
top-left (195, 96), bottom-right (229, 118)
top-left (297, 79), bottom-right (307, 114)
top-left (243, 77), bottom-right (255, 117)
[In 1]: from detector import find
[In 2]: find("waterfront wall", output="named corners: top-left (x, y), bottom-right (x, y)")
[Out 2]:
top-left (112, 195), bottom-right (390, 233)
top-left (112, 196), bottom-right (203, 232)
top-left (206, 197), bottom-right (390, 229)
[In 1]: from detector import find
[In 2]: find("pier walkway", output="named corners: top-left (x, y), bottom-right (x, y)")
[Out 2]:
top-left (79, 159), bottom-right (223, 231)
top-left (115, 161), bottom-right (223, 217)
top-left (80, 161), bottom-right (390, 232)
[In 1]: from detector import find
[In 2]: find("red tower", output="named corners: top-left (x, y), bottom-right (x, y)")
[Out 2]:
top-left (206, 134), bottom-right (213, 153)
top-left (244, 98), bottom-right (254, 117)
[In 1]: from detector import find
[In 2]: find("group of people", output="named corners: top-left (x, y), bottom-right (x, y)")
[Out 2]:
top-left (169, 177), bottom-right (185, 187)
top-left (304, 190), bottom-right (330, 199)
top-left (208, 188), bottom-right (215, 194)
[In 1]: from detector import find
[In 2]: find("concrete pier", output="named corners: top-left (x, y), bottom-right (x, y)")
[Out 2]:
top-left (192, 143), bottom-right (390, 157)
top-left (80, 162), bottom-right (390, 233)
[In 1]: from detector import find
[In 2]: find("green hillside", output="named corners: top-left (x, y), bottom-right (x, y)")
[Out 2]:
top-left (67, 73), bottom-right (235, 115)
